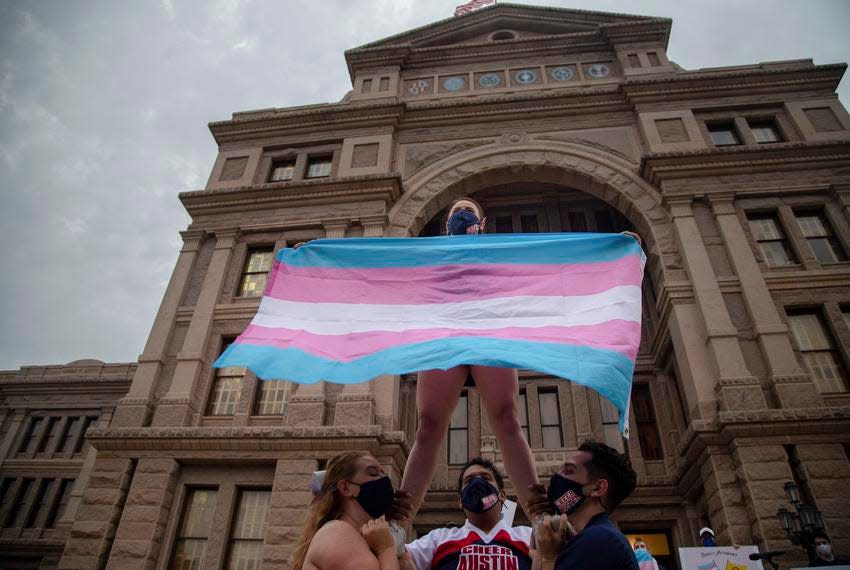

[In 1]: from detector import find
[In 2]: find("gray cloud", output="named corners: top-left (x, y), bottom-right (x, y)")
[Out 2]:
top-left (1, 0), bottom-right (848, 369)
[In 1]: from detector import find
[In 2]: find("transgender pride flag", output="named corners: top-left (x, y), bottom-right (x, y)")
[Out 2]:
top-left (215, 233), bottom-right (644, 434)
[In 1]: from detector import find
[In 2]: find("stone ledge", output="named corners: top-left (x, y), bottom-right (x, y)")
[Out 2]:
top-left (87, 425), bottom-right (408, 452)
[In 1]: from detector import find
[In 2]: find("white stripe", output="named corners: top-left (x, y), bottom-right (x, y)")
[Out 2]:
top-left (252, 285), bottom-right (641, 335)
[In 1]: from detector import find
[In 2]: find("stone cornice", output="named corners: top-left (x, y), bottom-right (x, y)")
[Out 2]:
top-left (178, 173), bottom-right (402, 217)
top-left (87, 426), bottom-right (409, 454)
top-left (210, 102), bottom-right (404, 145)
top-left (345, 5), bottom-right (669, 77)
top-left (641, 140), bottom-right (850, 187)
top-left (624, 63), bottom-right (846, 104)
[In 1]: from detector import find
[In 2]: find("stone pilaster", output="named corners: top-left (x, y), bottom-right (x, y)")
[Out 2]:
top-left (700, 447), bottom-right (753, 545)
top-left (334, 382), bottom-right (375, 426)
top-left (322, 219), bottom-right (350, 238)
top-left (284, 382), bottom-right (327, 427)
top-left (113, 231), bottom-right (205, 428)
top-left (570, 383), bottom-right (593, 442)
top-left (0, 410), bottom-right (25, 463)
top-left (361, 215), bottom-right (387, 237)
top-left (731, 444), bottom-right (795, 552)
top-left (57, 457), bottom-right (135, 570)
top-left (105, 459), bottom-right (180, 570)
top-left (795, 443), bottom-right (850, 553)
top-left (153, 230), bottom-right (240, 427)
top-left (668, 198), bottom-right (766, 413)
top-left (263, 458), bottom-right (317, 568)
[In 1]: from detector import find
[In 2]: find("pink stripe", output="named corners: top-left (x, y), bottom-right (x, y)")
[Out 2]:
top-left (266, 256), bottom-right (643, 304)
top-left (237, 321), bottom-right (641, 362)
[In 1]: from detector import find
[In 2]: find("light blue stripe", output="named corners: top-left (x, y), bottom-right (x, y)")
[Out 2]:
top-left (215, 337), bottom-right (634, 433)
top-left (278, 233), bottom-right (643, 268)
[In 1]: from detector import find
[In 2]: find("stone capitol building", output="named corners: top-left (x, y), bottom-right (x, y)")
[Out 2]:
top-left (1, 4), bottom-right (849, 569)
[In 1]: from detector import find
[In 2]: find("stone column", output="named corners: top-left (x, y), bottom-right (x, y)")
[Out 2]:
top-left (795, 443), bottom-right (850, 551)
top-left (105, 459), bottom-right (179, 570)
top-left (153, 230), bottom-right (240, 427)
top-left (570, 384), bottom-right (594, 443)
top-left (57, 457), bottom-right (135, 570)
top-left (700, 447), bottom-right (753, 546)
top-left (709, 195), bottom-right (822, 408)
top-left (113, 231), bottom-right (205, 428)
top-left (284, 382), bottom-right (327, 427)
top-left (667, 198), bottom-right (766, 414)
top-left (731, 444), bottom-right (796, 552)
top-left (263, 458), bottom-right (317, 568)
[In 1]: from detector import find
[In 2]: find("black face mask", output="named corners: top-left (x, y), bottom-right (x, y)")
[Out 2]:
top-left (548, 473), bottom-right (591, 516)
top-left (702, 537), bottom-right (716, 547)
top-left (447, 210), bottom-right (481, 235)
top-left (349, 476), bottom-right (395, 519)
top-left (460, 477), bottom-right (501, 514)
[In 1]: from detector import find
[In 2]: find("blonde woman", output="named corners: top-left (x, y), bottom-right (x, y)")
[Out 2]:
top-left (292, 451), bottom-right (400, 570)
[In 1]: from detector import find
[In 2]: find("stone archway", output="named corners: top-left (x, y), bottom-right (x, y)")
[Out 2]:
top-left (386, 141), bottom-right (679, 275)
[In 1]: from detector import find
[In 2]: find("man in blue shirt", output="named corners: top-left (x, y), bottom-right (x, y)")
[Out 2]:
top-left (531, 440), bottom-right (639, 570)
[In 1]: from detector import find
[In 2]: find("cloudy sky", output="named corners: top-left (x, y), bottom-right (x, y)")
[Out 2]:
top-left (1, 0), bottom-right (848, 370)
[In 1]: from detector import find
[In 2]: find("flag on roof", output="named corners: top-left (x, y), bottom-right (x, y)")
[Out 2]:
top-left (454, 0), bottom-right (496, 17)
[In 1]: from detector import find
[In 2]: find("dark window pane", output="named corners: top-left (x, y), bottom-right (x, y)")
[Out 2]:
top-left (45, 479), bottom-right (74, 529)
top-left (239, 249), bottom-right (274, 298)
top-left (538, 390), bottom-right (562, 448)
top-left (520, 214), bottom-right (539, 233)
top-left (568, 211), bottom-right (587, 232)
top-left (18, 418), bottom-right (44, 454)
top-left (37, 418), bottom-right (60, 453)
top-left (633, 385), bottom-right (663, 460)
top-left (448, 393), bottom-right (469, 464)
top-left (788, 311), bottom-right (848, 393)
top-left (707, 122), bottom-right (740, 146)
top-left (9, 479), bottom-right (34, 528)
top-left (495, 216), bottom-right (513, 234)
top-left (171, 489), bottom-right (218, 570)
top-left (796, 212), bottom-right (846, 263)
top-left (25, 480), bottom-right (51, 528)
top-left (60, 417), bottom-right (81, 453)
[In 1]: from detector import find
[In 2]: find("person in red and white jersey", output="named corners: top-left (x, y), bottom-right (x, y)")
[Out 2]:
top-left (404, 458), bottom-right (533, 570)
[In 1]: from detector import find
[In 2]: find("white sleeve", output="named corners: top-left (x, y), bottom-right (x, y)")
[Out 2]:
top-left (405, 529), bottom-right (439, 570)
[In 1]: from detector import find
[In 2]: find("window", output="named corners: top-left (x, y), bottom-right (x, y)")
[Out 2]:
top-left (305, 156), bottom-right (332, 178)
top-left (520, 214), bottom-right (539, 233)
top-left (448, 392), bottom-right (469, 464)
top-left (795, 210), bottom-right (847, 263)
top-left (647, 52), bottom-right (661, 66)
top-left (517, 390), bottom-right (529, 442)
top-left (627, 54), bottom-right (641, 68)
top-left (73, 416), bottom-right (98, 454)
top-left (600, 398), bottom-right (624, 453)
top-left (632, 385), bottom-right (663, 460)
top-left (25, 480), bottom-right (51, 528)
top-left (567, 211), bottom-right (588, 232)
top-left (37, 417), bottom-right (60, 453)
top-left (45, 479), bottom-right (74, 529)
top-left (59, 417), bottom-right (82, 453)
top-left (227, 489), bottom-right (271, 569)
top-left (238, 248), bottom-right (274, 298)
top-left (269, 160), bottom-right (296, 182)
top-left (748, 119), bottom-right (782, 143)
top-left (788, 310), bottom-right (848, 393)
top-left (491, 30), bottom-right (516, 41)
top-left (747, 213), bottom-right (797, 267)
top-left (7, 478), bottom-right (34, 528)
top-left (494, 216), bottom-right (513, 234)
top-left (255, 380), bottom-right (290, 415)
top-left (209, 369), bottom-right (244, 416)
top-left (538, 389), bottom-right (563, 449)
top-left (707, 121), bottom-right (741, 146)
top-left (361, 78), bottom-right (373, 93)
top-left (171, 489), bottom-right (218, 570)
top-left (18, 417), bottom-right (44, 454)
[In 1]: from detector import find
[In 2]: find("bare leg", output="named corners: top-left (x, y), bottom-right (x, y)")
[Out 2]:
top-left (471, 365), bottom-right (539, 514)
top-left (399, 366), bottom-right (468, 520)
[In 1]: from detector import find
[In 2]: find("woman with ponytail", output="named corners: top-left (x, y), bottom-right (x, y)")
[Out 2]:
top-left (292, 451), bottom-right (400, 570)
